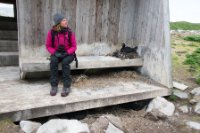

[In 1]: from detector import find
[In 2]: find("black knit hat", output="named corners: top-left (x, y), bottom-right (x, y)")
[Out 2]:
top-left (53, 13), bottom-right (64, 25)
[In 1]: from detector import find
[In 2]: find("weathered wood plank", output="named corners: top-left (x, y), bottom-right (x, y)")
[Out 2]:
top-left (20, 56), bottom-right (143, 73)
top-left (95, 0), bottom-right (103, 42)
top-left (107, 0), bottom-right (121, 45)
top-left (118, 0), bottom-right (135, 45)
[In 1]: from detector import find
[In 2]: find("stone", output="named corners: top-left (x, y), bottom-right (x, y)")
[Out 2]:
top-left (90, 115), bottom-right (127, 133)
top-left (146, 97), bottom-right (175, 116)
top-left (186, 121), bottom-right (200, 131)
top-left (90, 117), bottom-right (109, 133)
top-left (105, 122), bottom-right (124, 133)
top-left (37, 119), bottom-right (90, 133)
top-left (190, 99), bottom-right (198, 104)
top-left (144, 110), bottom-right (167, 121)
top-left (104, 115), bottom-right (126, 132)
top-left (173, 81), bottom-right (188, 91)
top-left (20, 120), bottom-right (41, 133)
top-left (178, 105), bottom-right (189, 113)
top-left (174, 112), bottom-right (179, 116)
top-left (173, 90), bottom-right (189, 99)
top-left (190, 87), bottom-right (200, 96)
top-left (194, 102), bottom-right (200, 114)
top-left (0, 119), bottom-right (23, 133)
top-left (193, 96), bottom-right (200, 102)
top-left (190, 96), bottom-right (200, 104)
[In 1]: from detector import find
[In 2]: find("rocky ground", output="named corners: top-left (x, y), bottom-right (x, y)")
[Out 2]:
top-left (0, 31), bottom-right (200, 133)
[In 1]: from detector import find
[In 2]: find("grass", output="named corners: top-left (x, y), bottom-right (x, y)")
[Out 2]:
top-left (167, 94), bottom-right (178, 102)
top-left (184, 48), bottom-right (200, 84)
top-left (184, 35), bottom-right (200, 42)
top-left (171, 33), bottom-right (199, 86)
top-left (170, 21), bottom-right (200, 30)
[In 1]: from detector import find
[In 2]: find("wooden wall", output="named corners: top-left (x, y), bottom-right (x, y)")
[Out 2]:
top-left (133, 0), bottom-right (172, 88)
top-left (17, 0), bottom-right (139, 57)
top-left (17, 0), bottom-right (172, 88)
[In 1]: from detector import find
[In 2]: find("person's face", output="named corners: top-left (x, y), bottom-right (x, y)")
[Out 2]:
top-left (60, 19), bottom-right (68, 28)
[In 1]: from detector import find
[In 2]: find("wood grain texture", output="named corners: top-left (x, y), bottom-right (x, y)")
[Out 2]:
top-left (133, 0), bottom-right (172, 88)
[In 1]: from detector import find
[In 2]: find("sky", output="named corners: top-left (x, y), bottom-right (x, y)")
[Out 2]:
top-left (0, 1), bottom-right (200, 23)
top-left (0, 3), bottom-right (14, 17)
top-left (169, 0), bottom-right (200, 23)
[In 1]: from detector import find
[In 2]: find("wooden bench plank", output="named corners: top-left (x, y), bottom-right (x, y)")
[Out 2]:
top-left (20, 56), bottom-right (143, 72)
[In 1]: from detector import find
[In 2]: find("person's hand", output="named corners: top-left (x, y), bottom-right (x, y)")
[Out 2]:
top-left (61, 51), bottom-right (68, 58)
top-left (54, 51), bottom-right (62, 58)
top-left (55, 51), bottom-right (68, 58)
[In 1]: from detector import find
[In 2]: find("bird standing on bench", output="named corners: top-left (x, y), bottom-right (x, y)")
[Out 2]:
top-left (46, 13), bottom-right (77, 97)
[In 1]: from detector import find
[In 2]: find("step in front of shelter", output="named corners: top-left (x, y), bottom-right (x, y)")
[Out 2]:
top-left (0, 79), bottom-right (170, 122)
top-left (20, 56), bottom-right (143, 79)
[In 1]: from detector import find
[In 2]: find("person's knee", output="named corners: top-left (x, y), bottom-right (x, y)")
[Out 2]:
top-left (51, 55), bottom-right (59, 64)
top-left (62, 56), bottom-right (74, 65)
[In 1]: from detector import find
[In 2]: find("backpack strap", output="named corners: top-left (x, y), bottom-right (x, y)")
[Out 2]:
top-left (67, 28), bottom-right (78, 68)
top-left (51, 30), bottom-right (56, 48)
top-left (74, 52), bottom-right (78, 68)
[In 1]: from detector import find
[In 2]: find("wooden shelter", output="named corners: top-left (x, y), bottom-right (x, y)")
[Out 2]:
top-left (17, 0), bottom-right (172, 88)
top-left (0, 0), bottom-right (172, 121)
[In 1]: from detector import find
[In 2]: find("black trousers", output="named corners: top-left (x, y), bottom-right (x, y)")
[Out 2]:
top-left (50, 55), bottom-right (74, 87)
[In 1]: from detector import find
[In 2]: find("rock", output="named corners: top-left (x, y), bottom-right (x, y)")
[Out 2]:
top-left (173, 81), bottom-right (188, 91)
top-left (146, 97), bottom-right (175, 116)
top-left (190, 96), bottom-right (200, 104)
top-left (104, 115), bottom-right (126, 132)
top-left (0, 119), bottom-right (23, 133)
top-left (193, 96), bottom-right (200, 102)
top-left (173, 90), bottom-right (189, 99)
top-left (194, 102), bottom-right (200, 114)
top-left (144, 110), bottom-right (167, 121)
top-left (37, 119), bottom-right (90, 133)
top-left (178, 105), bottom-right (189, 113)
top-left (90, 115), bottom-right (127, 133)
top-left (191, 87), bottom-right (200, 96)
top-left (174, 112), bottom-right (179, 116)
top-left (90, 117), bottom-right (109, 133)
top-left (190, 99), bottom-right (198, 104)
top-left (105, 122), bottom-right (124, 133)
top-left (186, 121), bottom-right (200, 131)
top-left (20, 120), bottom-right (41, 133)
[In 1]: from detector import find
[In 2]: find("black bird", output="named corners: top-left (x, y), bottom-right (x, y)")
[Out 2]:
top-left (120, 43), bottom-right (138, 53)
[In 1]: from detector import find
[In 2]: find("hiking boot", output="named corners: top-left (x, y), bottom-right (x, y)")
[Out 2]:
top-left (50, 86), bottom-right (58, 96)
top-left (61, 87), bottom-right (70, 97)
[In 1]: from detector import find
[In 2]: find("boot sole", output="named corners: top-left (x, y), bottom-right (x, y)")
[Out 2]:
top-left (61, 93), bottom-right (69, 97)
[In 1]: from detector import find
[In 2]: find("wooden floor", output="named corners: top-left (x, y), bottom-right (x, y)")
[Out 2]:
top-left (0, 79), bottom-right (171, 122)
top-left (0, 66), bottom-right (20, 82)
top-left (0, 66), bottom-right (171, 122)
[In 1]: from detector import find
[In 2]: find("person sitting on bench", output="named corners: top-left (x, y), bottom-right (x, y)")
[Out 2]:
top-left (45, 13), bottom-right (77, 97)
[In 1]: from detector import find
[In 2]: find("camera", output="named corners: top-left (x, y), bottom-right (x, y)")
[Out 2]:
top-left (57, 45), bottom-right (65, 53)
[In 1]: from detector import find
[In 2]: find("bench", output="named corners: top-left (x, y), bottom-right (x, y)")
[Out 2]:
top-left (20, 56), bottom-right (143, 79)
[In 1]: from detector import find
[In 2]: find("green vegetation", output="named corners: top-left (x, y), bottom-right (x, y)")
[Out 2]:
top-left (167, 94), bottom-right (178, 101)
top-left (171, 33), bottom-right (200, 86)
top-left (184, 48), bottom-right (200, 84)
top-left (170, 21), bottom-right (200, 30)
top-left (184, 35), bottom-right (200, 42)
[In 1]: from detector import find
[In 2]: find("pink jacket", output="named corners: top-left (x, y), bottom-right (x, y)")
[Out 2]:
top-left (46, 30), bottom-right (77, 55)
